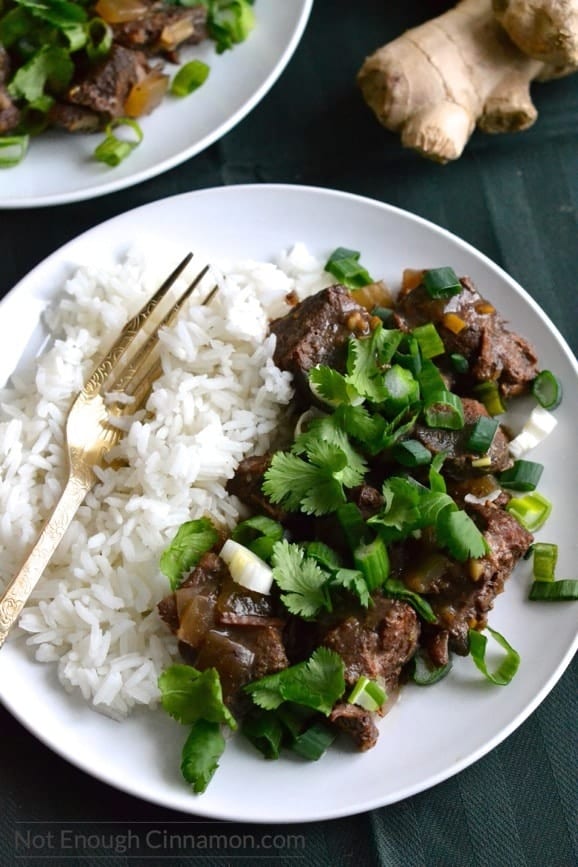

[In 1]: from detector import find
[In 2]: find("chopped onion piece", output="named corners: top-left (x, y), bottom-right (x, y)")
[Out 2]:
top-left (508, 406), bottom-right (558, 459)
top-left (219, 539), bottom-right (273, 595)
top-left (464, 488), bottom-right (502, 505)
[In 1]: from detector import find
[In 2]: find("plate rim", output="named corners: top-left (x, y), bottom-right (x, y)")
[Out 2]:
top-left (0, 182), bottom-right (576, 823)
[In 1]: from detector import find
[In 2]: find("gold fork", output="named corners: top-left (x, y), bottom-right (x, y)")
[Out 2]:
top-left (0, 253), bottom-right (214, 649)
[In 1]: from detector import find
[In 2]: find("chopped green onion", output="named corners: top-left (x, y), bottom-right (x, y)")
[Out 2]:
top-left (529, 580), bottom-right (578, 601)
top-left (450, 352), bottom-right (469, 374)
top-left (93, 118), bottom-right (143, 167)
top-left (209, 0), bottom-right (256, 54)
top-left (499, 459), bottom-right (544, 492)
top-left (412, 322), bottom-right (445, 359)
top-left (418, 358), bottom-right (446, 400)
top-left (424, 390), bottom-right (464, 430)
top-left (468, 626), bottom-right (520, 685)
top-left (291, 721), bottom-right (336, 761)
top-left (473, 381), bottom-right (506, 416)
top-left (353, 535), bottom-right (389, 590)
top-left (410, 649), bottom-right (452, 685)
top-left (423, 267), bottom-right (462, 299)
top-left (336, 502), bottom-right (367, 550)
top-left (0, 134), bottom-right (29, 167)
top-left (171, 59), bottom-right (210, 97)
top-left (232, 514), bottom-right (284, 562)
top-left (531, 370), bottom-right (562, 410)
top-left (347, 675), bottom-right (386, 711)
top-left (393, 439), bottom-right (432, 468)
top-left (471, 455), bottom-right (492, 468)
top-left (383, 365), bottom-right (420, 415)
top-left (324, 247), bottom-right (373, 289)
top-left (465, 416), bottom-right (499, 454)
top-left (382, 577), bottom-right (437, 623)
top-left (371, 305), bottom-right (394, 325)
top-left (532, 542), bottom-right (557, 582)
top-left (86, 17), bottom-right (113, 62)
top-left (506, 491), bottom-right (552, 531)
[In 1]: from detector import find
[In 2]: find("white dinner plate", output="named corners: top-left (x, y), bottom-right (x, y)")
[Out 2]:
top-left (0, 2), bottom-right (312, 209)
top-left (0, 185), bottom-right (576, 823)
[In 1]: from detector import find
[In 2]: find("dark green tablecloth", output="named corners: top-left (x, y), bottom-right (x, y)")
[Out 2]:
top-left (1, 2), bottom-right (576, 865)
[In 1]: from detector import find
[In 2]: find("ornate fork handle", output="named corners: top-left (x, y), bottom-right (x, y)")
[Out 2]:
top-left (0, 472), bottom-right (92, 649)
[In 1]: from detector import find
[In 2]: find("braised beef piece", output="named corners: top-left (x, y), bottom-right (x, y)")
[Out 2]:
top-left (321, 596), bottom-right (420, 693)
top-left (413, 397), bottom-right (513, 479)
top-left (0, 47), bottom-right (19, 133)
top-left (393, 276), bottom-right (538, 397)
top-left (157, 551), bottom-right (289, 716)
top-left (392, 505), bottom-right (532, 654)
top-left (113, 2), bottom-right (208, 57)
top-left (68, 44), bottom-right (151, 117)
top-left (48, 102), bottom-right (104, 133)
top-left (329, 702), bottom-right (379, 751)
top-left (270, 285), bottom-right (374, 404)
top-left (349, 483), bottom-right (384, 519)
top-left (225, 453), bottom-right (290, 522)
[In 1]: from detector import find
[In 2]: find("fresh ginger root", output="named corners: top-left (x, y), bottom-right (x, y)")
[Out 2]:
top-left (493, 0), bottom-right (578, 66)
top-left (358, 0), bottom-right (577, 163)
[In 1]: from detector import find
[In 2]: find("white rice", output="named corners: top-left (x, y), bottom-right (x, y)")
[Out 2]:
top-left (0, 243), bottom-right (329, 718)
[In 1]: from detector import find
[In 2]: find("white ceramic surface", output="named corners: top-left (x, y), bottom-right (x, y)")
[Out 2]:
top-left (0, 184), bottom-right (576, 823)
top-left (0, 2), bottom-right (313, 208)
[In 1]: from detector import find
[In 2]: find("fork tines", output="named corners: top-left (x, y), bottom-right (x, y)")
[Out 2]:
top-left (84, 253), bottom-right (211, 403)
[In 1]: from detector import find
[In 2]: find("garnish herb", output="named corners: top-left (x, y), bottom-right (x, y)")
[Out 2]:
top-left (324, 246), bottom-right (374, 289)
top-left (531, 369), bottom-right (562, 410)
top-left (468, 626), bottom-right (520, 685)
top-left (160, 517), bottom-right (219, 590)
top-left (171, 59), bottom-right (210, 97)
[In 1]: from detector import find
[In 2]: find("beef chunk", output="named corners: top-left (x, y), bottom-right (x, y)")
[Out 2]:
top-left (416, 504), bottom-right (533, 653)
top-left (413, 397), bottom-right (513, 479)
top-left (48, 102), bottom-right (103, 133)
top-left (349, 484), bottom-right (384, 519)
top-left (0, 86), bottom-right (19, 134)
top-left (113, 3), bottom-right (208, 55)
top-left (329, 702), bottom-right (379, 751)
top-left (321, 596), bottom-right (419, 693)
top-left (394, 276), bottom-right (538, 397)
top-left (226, 453), bottom-right (289, 521)
top-left (270, 285), bottom-right (373, 403)
top-left (68, 44), bottom-right (151, 117)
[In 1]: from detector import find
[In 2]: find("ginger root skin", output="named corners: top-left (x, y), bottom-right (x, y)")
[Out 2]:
top-left (493, 0), bottom-right (578, 67)
top-left (358, 0), bottom-right (573, 163)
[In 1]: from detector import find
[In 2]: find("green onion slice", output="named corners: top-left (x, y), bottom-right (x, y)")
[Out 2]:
top-left (418, 358), bottom-right (446, 401)
top-left (171, 59), bottom-right (210, 97)
top-left (382, 577), bottom-right (437, 623)
top-left (353, 536), bottom-right (389, 591)
top-left (532, 542), bottom-right (557, 582)
top-left (468, 626), bottom-right (520, 685)
top-left (86, 17), bottom-right (113, 61)
top-left (531, 370), bottom-right (562, 410)
top-left (291, 721), bottom-right (336, 761)
top-left (450, 353), bottom-right (469, 374)
top-left (473, 381), bottom-right (506, 416)
top-left (529, 580), bottom-right (578, 601)
top-left (93, 118), bottom-right (143, 167)
top-left (424, 390), bottom-right (464, 430)
top-left (336, 502), bottom-right (367, 551)
top-left (242, 710), bottom-right (284, 759)
top-left (506, 491), bottom-right (552, 531)
top-left (411, 322), bottom-right (445, 359)
top-left (347, 675), bottom-right (386, 711)
top-left (393, 439), bottom-right (432, 468)
top-left (423, 267), bottom-right (462, 299)
top-left (0, 135), bottom-right (29, 167)
top-left (499, 459), bottom-right (544, 492)
top-left (324, 247), bottom-right (373, 289)
top-left (371, 305), bottom-right (394, 325)
top-left (232, 514), bottom-right (284, 562)
top-left (465, 416), bottom-right (499, 454)
top-left (410, 649), bottom-right (452, 686)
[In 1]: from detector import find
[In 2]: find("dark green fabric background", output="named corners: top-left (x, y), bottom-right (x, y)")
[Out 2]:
top-left (0, 2), bottom-right (576, 865)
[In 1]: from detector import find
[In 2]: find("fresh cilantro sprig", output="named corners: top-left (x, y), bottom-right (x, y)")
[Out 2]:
top-left (158, 664), bottom-right (236, 794)
top-left (244, 647), bottom-right (346, 716)
top-left (160, 517), bottom-right (219, 590)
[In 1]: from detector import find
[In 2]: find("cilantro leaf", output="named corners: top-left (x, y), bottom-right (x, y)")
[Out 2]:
top-left (382, 578), bottom-right (437, 623)
top-left (8, 45), bottom-right (73, 104)
top-left (331, 568), bottom-right (372, 608)
top-left (158, 664), bottom-right (237, 730)
top-left (309, 365), bottom-right (361, 407)
top-left (180, 719), bottom-right (226, 794)
top-left (244, 647), bottom-right (346, 716)
top-left (437, 508), bottom-right (490, 561)
top-left (271, 539), bottom-right (332, 618)
top-left (368, 476), bottom-right (423, 541)
top-left (294, 418), bottom-right (367, 488)
top-left (263, 450), bottom-right (346, 516)
top-left (160, 517), bottom-right (219, 590)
